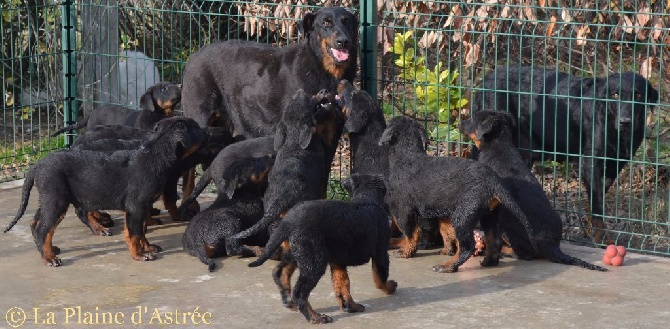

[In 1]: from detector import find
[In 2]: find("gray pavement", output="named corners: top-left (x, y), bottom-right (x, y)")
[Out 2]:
top-left (1, 179), bottom-right (669, 329)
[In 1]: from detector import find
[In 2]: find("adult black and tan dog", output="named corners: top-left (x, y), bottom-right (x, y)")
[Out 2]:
top-left (381, 116), bottom-right (536, 273)
top-left (248, 174), bottom-right (396, 324)
top-left (471, 66), bottom-right (659, 243)
top-left (52, 81), bottom-right (181, 136)
top-left (4, 117), bottom-right (205, 266)
top-left (459, 110), bottom-right (607, 271)
top-left (181, 6), bottom-right (358, 136)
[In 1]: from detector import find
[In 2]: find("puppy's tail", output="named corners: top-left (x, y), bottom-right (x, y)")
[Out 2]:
top-left (547, 247), bottom-right (608, 272)
top-left (229, 207), bottom-right (279, 242)
top-left (248, 223), bottom-right (290, 268)
top-left (51, 114), bottom-right (88, 137)
top-left (4, 168), bottom-right (36, 233)
top-left (491, 183), bottom-right (539, 252)
top-left (180, 167), bottom-right (212, 213)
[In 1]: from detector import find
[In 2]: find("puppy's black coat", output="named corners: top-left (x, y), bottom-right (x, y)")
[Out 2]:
top-left (179, 136), bottom-right (276, 216)
top-left (380, 116), bottom-right (536, 273)
top-left (5, 117), bottom-right (205, 266)
top-left (472, 66), bottom-right (659, 243)
top-left (249, 174), bottom-right (397, 324)
top-left (460, 110), bottom-right (607, 271)
top-left (53, 82), bottom-right (181, 136)
top-left (182, 191), bottom-right (266, 272)
top-left (228, 89), bottom-right (344, 251)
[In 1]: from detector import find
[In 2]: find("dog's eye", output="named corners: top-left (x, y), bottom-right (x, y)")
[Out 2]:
top-left (611, 93), bottom-right (619, 100)
top-left (635, 92), bottom-right (642, 100)
top-left (323, 19), bottom-right (332, 27)
top-left (161, 86), bottom-right (168, 92)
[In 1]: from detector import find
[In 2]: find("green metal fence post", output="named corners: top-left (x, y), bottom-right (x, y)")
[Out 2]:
top-left (61, 0), bottom-right (78, 146)
top-left (359, 0), bottom-right (377, 99)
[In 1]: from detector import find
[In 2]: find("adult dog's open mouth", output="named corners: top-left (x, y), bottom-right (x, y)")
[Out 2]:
top-left (330, 47), bottom-right (350, 63)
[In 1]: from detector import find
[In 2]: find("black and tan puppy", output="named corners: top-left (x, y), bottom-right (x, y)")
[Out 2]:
top-left (380, 116), bottom-right (536, 273)
top-left (248, 174), bottom-right (397, 324)
top-left (53, 81), bottom-right (181, 136)
top-left (228, 89), bottom-right (344, 251)
top-left (179, 136), bottom-right (276, 218)
top-left (459, 110), bottom-right (607, 271)
top-left (182, 187), bottom-right (267, 272)
top-left (4, 117), bottom-right (205, 266)
top-left (472, 66), bottom-right (659, 243)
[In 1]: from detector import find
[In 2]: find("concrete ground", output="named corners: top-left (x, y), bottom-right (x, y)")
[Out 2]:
top-left (1, 179), bottom-right (669, 329)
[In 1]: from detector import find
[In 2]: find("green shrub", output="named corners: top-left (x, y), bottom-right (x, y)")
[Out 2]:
top-left (387, 31), bottom-right (468, 141)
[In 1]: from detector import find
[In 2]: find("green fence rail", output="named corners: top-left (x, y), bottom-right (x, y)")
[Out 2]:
top-left (1, 0), bottom-right (668, 256)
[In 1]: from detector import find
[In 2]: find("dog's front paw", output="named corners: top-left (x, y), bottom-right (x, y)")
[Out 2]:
top-left (393, 248), bottom-right (415, 258)
top-left (439, 247), bottom-right (455, 256)
top-left (480, 256), bottom-right (499, 267)
top-left (383, 280), bottom-right (398, 295)
top-left (145, 217), bottom-right (163, 226)
top-left (309, 313), bottom-right (333, 324)
top-left (432, 264), bottom-right (457, 273)
top-left (43, 257), bottom-right (62, 267)
top-left (144, 244), bottom-right (162, 253)
top-left (93, 227), bottom-right (112, 236)
top-left (342, 302), bottom-right (365, 313)
top-left (132, 253), bottom-right (157, 261)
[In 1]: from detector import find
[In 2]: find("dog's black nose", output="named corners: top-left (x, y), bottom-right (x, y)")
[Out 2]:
top-left (336, 37), bottom-right (349, 49)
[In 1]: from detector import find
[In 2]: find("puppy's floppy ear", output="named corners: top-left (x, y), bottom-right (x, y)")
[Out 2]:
top-left (344, 93), bottom-right (373, 134)
top-left (176, 121), bottom-right (193, 150)
top-left (299, 125), bottom-right (315, 150)
top-left (378, 127), bottom-right (394, 146)
top-left (299, 12), bottom-right (316, 37)
top-left (223, 175), bottom-right (239, 199)
top-left (273, 123), bottom-right (286, 151)
top-left (475, 115), bottom-right (496, 141)
top-left (140, 86), bottom-right (156, 112)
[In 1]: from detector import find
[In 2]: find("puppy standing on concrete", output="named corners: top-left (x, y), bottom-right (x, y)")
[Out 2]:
top-left (4, 117), bottom-right (205, 266)
top-left (248, 174), bottom-right (397, 324)
top-left (459, 110), bottom-right (608, 271)
top-left (380, 116), bottom-right (537, 273)
top-left (228, 89), bottom-right (344, 251)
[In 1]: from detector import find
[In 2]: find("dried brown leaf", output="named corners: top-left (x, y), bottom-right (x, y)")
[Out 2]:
top-left (465, 42), bottom-right (481, 67)
top-left (639, 57), bottom-right (654, 80)
top-left (561, 8), bottom-right (572, 23)
top-left (622, 15), bottom-right (633, 34)
top-left (418, 31), bottom-right (440, 49)
top-left (576, 25), bottom-right (589, 45)
top-left (546, 15), bottom-right (557, 39)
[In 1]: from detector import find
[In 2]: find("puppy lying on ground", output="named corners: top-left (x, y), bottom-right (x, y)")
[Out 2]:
top-left (248, 174), bottom-right (397, 324)
top-left (227, 89), bottom-right (344, 251)
top-left (471, 66), bottom-right (659, 244)
top-left (459, 110), bottom-right (608, 271)
top-left (4, 117), bottom-right (205, 266)
top-left (380, 116), bottom-right (536, 273)
top-left (182, 184), bottom-right (267, 272)
top-left (53, 81), bottom-right (181, 136)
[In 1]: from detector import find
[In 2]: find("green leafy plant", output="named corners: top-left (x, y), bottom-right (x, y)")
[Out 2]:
top-left (388, 31), bottom-right (468, 140)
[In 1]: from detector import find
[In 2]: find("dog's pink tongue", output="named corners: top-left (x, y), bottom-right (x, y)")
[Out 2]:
top-left (332, 48), bottom-right (349, 61)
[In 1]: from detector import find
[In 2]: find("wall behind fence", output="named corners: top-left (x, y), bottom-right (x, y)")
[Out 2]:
top-left (1, 0), bottom-right (668, 255)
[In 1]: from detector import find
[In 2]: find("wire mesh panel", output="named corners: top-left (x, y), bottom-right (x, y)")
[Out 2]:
top-left (376, 1), bottom-right (669, 255)
top-left (4, 0), bottom-right (669, 255)
top-left (1, 1), bottom-right (67, 181)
